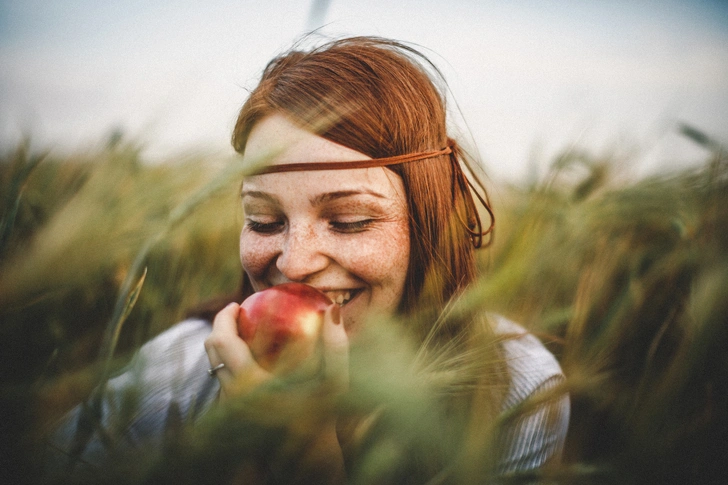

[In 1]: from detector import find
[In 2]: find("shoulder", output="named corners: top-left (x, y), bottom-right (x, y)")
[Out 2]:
top-left (45, 319), bottom-right (218, 473)
top-left (489, 314), bottom-right (570, 473)
top-left (132, 318), bottom-right (212, 365)
top-left (491, 314), bottom-right (565, 410)
top-left (113, 318), bottom-right (215, 399)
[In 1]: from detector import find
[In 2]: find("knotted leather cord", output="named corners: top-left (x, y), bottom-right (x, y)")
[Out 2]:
top-left (251, 143), bottom-right (494, 248)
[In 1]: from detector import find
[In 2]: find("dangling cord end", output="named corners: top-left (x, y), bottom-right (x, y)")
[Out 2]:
top-left (447, 138), bottom-right (495, 249)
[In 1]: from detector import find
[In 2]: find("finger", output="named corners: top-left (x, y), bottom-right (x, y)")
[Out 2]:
top-left (206, 303), bottom-right (249, 369)
top-left (205, 302), bottom-right (239, 361)
top-left (211, 302), bottom-right (241, 340)
top-left (322, 303), bottom-right (349, 387)
top-left (205, 303), bottom-right (269, 392)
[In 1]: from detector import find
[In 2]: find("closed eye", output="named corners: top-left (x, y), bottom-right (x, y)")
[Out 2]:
top-left (330, 219), bottom-right (374, 233)
top-left (246, 220), bottom-right (284, 234)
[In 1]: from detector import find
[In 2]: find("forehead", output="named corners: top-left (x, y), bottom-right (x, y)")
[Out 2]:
top-left (243, 114), bottom-right (370, 166)
top-left (242, 114), bottom-right (406, 201)
top-left (242, 167), bottom-right (406, 205)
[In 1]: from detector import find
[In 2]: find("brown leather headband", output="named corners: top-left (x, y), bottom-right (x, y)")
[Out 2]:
top-left (249, 143), bottom-right (494, 248)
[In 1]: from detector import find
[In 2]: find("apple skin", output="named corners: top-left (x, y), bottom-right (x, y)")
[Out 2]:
top-left (237, 283), bottom-right (333, 373)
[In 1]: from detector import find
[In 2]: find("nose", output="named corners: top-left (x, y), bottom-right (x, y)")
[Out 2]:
top-left (275, 222), bottom-right (329, 282)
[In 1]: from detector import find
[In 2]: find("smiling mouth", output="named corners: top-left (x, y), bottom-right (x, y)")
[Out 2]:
top-left (323, 288), bottom-right (363, 306)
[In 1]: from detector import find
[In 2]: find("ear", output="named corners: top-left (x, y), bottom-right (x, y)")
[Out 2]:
top-left (237, 306), bottom-right (257, 341)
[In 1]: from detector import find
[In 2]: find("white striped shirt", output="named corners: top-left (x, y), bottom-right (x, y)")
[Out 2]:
top-left (47, 316), bottom-right (569, 478)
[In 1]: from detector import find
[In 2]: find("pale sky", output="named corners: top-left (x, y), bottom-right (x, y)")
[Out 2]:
top-left (2, 0), bottom-right (727, 181)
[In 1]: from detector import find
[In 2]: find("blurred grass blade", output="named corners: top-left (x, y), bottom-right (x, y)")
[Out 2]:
top-left (67, 264), bottom-right (147, 467)
top-left (679, 123), bottom-right (724, 152)
top-left (116, 266), bottom-right (148, 351)
top-left (0, 147), bottom-right (44, 259)
top-left (98, 258), bottom-right (150, 383)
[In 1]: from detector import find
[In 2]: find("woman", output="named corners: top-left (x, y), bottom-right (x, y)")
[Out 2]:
top-left (47, 37), bottom-right (568, 483)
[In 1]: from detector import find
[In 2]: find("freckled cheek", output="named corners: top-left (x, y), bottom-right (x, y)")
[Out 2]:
top-left (344, 226), bottom-right (410, 288)
top-left (239, 232), bottom-right (279, 284)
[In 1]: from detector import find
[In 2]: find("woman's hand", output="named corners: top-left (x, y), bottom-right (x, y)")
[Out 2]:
top-left (205, 301), bottom-right (349, 482)
top-left (204, 302), bottom-right (271, 400)
top-left (300, 303), bottom-right (349, 483)
top-left (320, 304), bottom-right (349, 389)
top-left (204, 301), bottom-right (349, 399)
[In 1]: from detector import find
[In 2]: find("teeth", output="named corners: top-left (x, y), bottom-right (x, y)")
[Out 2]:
top-left (330, 291), bottom-right (352, 306)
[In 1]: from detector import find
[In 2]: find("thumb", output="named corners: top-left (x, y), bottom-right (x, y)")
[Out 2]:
top-left (321, 303), bottom-right (349, 387)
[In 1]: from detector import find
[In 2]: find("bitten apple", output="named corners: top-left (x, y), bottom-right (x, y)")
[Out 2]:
top-left (237, 283), bottom-right (333, 373)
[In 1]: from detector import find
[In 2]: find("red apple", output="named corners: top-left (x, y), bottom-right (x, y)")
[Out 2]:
top-left (237, 283), bottom-right (333, 373)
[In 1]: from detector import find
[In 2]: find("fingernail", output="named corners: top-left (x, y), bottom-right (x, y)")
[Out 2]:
top-left (330, 304), bottom-right (341, 324)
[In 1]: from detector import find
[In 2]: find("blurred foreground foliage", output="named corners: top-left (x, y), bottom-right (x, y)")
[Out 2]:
top-left (1, 129), bottom-right (726, 484)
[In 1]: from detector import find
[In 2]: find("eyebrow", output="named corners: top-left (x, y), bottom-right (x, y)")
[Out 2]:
top-left (241, 190), bottom-right (279, 205)
top-left (310, 190), bottom-right (387, 206)
top-left (241, 189), bottom-right (388, 207)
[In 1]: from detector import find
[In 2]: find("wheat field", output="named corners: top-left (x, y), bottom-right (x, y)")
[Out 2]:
top-left (1, 127), bottom-right (726, 483)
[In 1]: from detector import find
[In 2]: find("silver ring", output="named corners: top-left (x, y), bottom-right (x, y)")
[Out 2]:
top-left (207, 363), bottom-right (225, 377)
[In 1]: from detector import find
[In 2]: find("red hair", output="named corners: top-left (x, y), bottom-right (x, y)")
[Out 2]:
top-left (189, 39), bottom-right (509, 462)
top-left (232, 36), bottom-right (492, 315)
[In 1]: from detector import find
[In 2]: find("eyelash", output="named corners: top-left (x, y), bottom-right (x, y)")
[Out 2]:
top-left (330, 219), bottom-right (374, 233)
top-left (246, 220), bottom-right (284, 234)
top-left (245, 219), bottom-right (374, 234)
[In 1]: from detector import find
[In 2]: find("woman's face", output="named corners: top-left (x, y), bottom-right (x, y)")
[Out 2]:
top-left (239, 114), bottom-right (410, 333)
